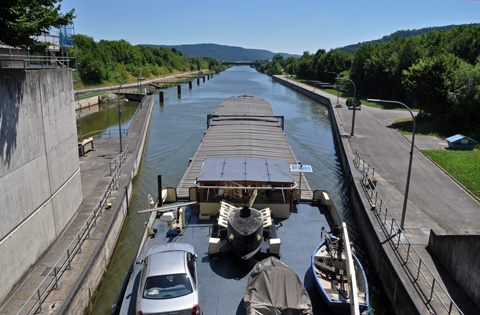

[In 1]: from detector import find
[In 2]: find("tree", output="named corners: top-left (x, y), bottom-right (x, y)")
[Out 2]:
top-left (0, 0), bottom-right (75, 51)
top-left (402, 54), bottom-right (458, 115)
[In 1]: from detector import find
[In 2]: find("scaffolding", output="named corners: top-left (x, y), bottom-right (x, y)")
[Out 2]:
top-left (0, 23), bottom-right (77, 70)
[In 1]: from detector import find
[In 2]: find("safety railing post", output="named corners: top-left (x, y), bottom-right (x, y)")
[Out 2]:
top-left (405, 243), bottom-right (411, 263)
top-left (429, 279), bottom-right (436, 301)
top-left (37, 289), bottom-right (43, 313)
top-left (53, 267), bottom-right (59, 290)
top-left (66, 249), bottom-right (72, 270)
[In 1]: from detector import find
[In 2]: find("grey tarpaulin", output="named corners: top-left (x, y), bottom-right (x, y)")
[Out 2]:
top-left (244, 257), bottom-right (313, 315)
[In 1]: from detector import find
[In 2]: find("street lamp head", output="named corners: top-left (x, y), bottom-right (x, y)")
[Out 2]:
top-left (366, 98), bottom-right (382, 103)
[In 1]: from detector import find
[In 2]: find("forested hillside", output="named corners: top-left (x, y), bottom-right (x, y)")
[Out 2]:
top-left (256, 24), bottom-right (480, 140)
top-left (339, 24), bottom-right (479, 53)
top-left (72, 35), bottom-right (225, 87)
top-left (141, 43), bottom-right (299, 61)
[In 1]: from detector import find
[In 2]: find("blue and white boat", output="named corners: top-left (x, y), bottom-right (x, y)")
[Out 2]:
top-left (312, 226), bottom-right (370, 314)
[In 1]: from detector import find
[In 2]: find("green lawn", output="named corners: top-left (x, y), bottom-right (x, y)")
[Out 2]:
top-left (390, 117), bottom-right (440, 137)
top-left (74, 91), bottom-right (106, 101)
top-left (423, 149), bottom-right (480, 198)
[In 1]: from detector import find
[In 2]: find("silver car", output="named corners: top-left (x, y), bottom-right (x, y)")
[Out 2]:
top-left (136, 243), bottom-right (200, 315)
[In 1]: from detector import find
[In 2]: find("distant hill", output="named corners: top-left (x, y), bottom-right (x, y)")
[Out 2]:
top-left (339, 24), bottom-right (480, 53)
top-left (139, 43), bottom-right (300, 61)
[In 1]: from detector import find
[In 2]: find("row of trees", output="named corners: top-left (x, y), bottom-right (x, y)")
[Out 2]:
top-left (256, 25), bottom-right (480, 139)
top-left (73, 35), bottom-right (226, 86)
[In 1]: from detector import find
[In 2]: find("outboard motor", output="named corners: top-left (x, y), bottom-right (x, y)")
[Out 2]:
top-left (227, 206), bottom-right (263, 260)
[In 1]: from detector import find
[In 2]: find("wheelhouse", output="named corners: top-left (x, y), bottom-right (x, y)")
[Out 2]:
top-left (194, 157), bottom-right (297, 218)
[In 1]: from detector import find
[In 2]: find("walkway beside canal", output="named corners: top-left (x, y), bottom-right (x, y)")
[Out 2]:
top-left (0, 94), bottom-right (155, 314)
top-left (274, 75), bottom-right (480, 314)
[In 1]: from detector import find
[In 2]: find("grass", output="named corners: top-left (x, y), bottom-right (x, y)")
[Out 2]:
top-left (423, 149), bottom-right (480, 198)
top-left (390, 117), bottom-right (440, 137)
top-left (74, 91), bottom-right (106, 101)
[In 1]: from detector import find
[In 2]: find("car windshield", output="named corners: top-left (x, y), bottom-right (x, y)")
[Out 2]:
top-left (143, 273), bottom-right (193, 299)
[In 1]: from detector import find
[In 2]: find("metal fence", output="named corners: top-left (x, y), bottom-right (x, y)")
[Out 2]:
top-left (0, 56), bottom-right (73, 70)
top-left (353, 151), bottom-right (463, 315)
top-left (17, 146), bottom-right (129, 315)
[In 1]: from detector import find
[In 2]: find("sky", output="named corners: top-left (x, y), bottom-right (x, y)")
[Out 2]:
top-left (60, 0), bottom-right (480, 55)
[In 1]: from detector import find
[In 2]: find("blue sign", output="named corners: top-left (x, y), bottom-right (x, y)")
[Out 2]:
top-left (290, 164), bottom-right (313, 172)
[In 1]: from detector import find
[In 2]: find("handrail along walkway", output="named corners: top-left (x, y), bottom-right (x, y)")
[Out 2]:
top-left (353, 151), bottom-right (463, 315)
top-left (17, 147), bottom-right (129, 315)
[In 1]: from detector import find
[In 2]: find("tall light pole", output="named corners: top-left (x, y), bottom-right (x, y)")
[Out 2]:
top-left (336, 77), bottom-right (357, 136)
top-left (328, 72), bottom-right (340, 105)
top-left (118, 78), bottom-right (144, 152)
top-left (367, 99), bottom-right (416, 231)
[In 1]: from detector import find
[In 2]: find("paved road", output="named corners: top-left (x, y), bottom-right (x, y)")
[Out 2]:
top-left (337, 104), bottom-right (480, 238)
top-left (275, 76), bottom-right (479, 314)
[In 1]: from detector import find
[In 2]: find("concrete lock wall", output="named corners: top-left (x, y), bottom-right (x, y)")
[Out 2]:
top-left (428, 232), bottom-right (480, 310)
top-left (0, 69), bottom-right (82, 304)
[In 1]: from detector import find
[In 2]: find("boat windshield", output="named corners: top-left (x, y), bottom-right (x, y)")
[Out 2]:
top-left (143, 274), bottom-right (193, 299)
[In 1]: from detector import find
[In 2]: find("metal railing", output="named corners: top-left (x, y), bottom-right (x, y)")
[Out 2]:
top-left (17, 147), bottom-right (129, 315)
top-left (0, 56), bottom-right (73, 70)
top-left (109, 146), bottom-right (129, 175)
top-left (353, 151), bottom-right (463, 315)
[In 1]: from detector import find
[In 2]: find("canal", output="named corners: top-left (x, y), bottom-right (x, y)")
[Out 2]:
top-left (91, 66), bottom-right (388, 314)
top-left (77, 100), bottom-right (140, 139)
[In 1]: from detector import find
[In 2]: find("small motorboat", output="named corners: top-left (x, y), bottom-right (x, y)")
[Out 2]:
top-left (244, 256), bottom-right (313, 315)
top-left (312, 225), bottom-right (369, 314)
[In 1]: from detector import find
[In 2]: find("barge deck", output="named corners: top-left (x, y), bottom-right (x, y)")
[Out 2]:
top-left (115, 96), bottom-right (357, 315)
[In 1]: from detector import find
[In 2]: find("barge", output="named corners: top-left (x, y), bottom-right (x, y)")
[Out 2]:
top-left (112, 95), bottom-right (368, 315)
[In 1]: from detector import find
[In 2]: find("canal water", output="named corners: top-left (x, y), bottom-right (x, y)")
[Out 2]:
top-left (91, 66), bottom-right (388, 314)
top-left (76, 100), bottom-right (140, 139)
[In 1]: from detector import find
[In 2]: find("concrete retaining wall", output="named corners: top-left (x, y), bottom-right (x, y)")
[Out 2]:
top-left (0, 69), bottom-right (82, 304)
top-left (61, 94), bottom-right (155, 314)
top-left (428, 232), bottom-right (480, 310)
top-left (75, 96), bottom-right (99, 111)
top-left (273, 76), bottom-right (422, 314)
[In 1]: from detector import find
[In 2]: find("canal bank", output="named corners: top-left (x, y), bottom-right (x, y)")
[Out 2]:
top-left (273, 75), bottom-right (480, 314)
top-left (74, 71), bottom-right (210, 110)
top-left (0, 93), bottom-right (154, 315)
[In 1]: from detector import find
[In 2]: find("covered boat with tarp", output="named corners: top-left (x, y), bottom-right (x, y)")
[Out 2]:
top-left (244, 257), bottom-right (313, 315)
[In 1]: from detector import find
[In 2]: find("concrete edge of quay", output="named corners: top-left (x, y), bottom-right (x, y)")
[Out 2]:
top-left (61, 94), bottom-right (155, 314)
top-left (273, 75), bottom-right (426, 314)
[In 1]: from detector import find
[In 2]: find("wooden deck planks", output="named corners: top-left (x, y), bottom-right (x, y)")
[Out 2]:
top-left (177, 96), bottom-right (313, 199)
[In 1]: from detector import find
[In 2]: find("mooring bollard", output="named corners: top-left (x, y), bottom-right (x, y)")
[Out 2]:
top-left (189, 80), bottom-right (192, 89)
top-left (203, 76), bottom-right (205, 82)
top-left (159, 91), bottom-right (164, 103)
top-left (197, 77), bottom-right (200, 85)
top-left (177, 85), bottom-right (181, 99)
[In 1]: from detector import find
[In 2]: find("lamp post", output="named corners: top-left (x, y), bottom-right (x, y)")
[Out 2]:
top-left (335, 77), bottom-right (357, 136)
top-left (367, 99), bottom-right (416, 231)
top-left (118, 78), bottom-right (144, 152)
top-left (328, 72), bottom-right (340, 105)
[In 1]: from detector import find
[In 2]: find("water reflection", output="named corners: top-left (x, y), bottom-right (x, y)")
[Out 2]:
top-left (76, 100), bottom-right (140, 138)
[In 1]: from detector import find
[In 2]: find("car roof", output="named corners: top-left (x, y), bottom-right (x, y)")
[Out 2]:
top-left (147, 250), bottom-right (187, 276)
top-left (145, 243), bottom-right (195, 257)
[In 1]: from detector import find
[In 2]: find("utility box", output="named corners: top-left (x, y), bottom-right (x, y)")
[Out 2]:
top-left (446, 134), bottom-right (477, 151)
